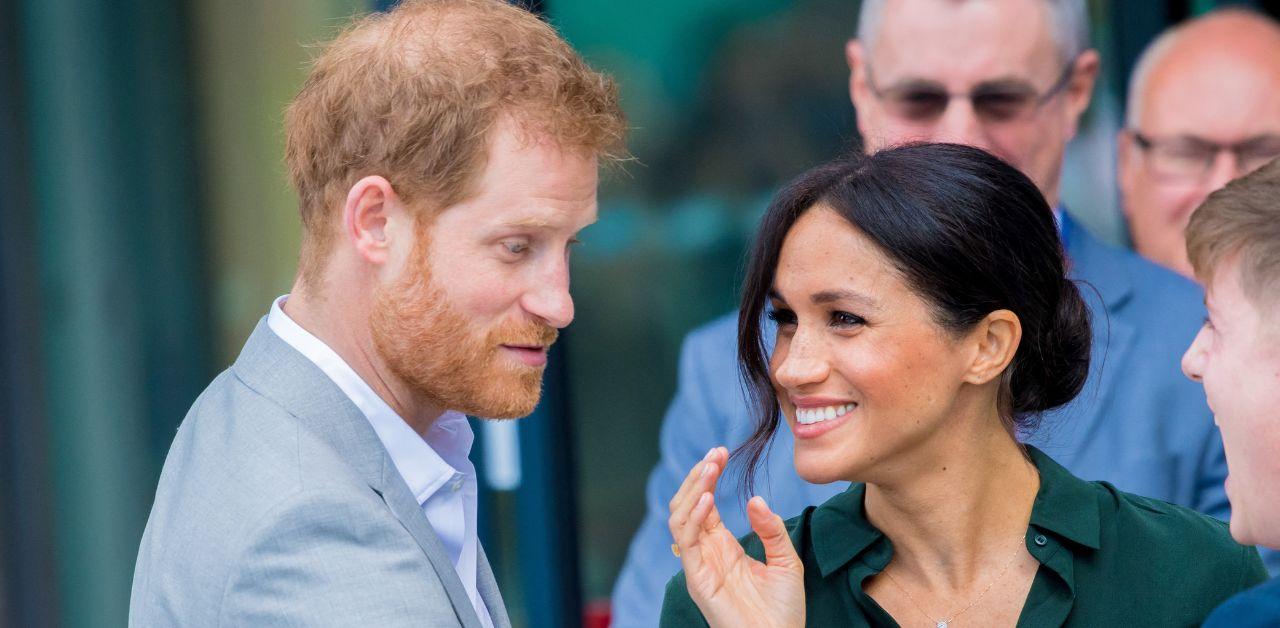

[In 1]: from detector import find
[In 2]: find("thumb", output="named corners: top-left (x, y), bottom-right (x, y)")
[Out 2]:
top-left (747, 496), bottom-right (801, 571)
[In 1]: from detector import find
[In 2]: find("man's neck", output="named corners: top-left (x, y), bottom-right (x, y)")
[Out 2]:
top-left (283, 281), bottom-right (445, 436)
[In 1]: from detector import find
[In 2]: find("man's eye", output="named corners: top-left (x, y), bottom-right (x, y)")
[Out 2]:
top-left (503, 241), bottom-right (529, 255)
top-left (893, 91), bottom-right (948, 120)
top-left (973, 92), bottom-right (1031, 121)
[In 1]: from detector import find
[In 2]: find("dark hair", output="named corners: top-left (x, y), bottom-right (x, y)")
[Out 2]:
top-left (735, 143), bottom-right (1091, 490)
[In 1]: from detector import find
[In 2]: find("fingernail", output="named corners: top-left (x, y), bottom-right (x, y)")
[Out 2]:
top-left (703, 448), bottom-right (716, 461)
top-left (700, 462), bottom-right (714, 478)
top-left (698, 492), bottom-right (711, 507)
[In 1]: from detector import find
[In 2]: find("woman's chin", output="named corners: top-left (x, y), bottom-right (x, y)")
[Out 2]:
top-left (794, 454), bottom-right (857, 485)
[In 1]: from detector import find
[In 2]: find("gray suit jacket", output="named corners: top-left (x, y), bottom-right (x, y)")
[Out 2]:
top-left (129, 318), bottom-right (511, 627)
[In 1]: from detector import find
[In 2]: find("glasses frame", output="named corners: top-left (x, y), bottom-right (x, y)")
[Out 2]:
top-left (1129, 131), bottom-right (1280, 182)
top-left (863, 56), bottom-right (1080, 124)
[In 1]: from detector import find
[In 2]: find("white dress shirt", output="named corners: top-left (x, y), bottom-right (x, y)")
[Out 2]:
top-left (268, 296), bottom-right (494, 628)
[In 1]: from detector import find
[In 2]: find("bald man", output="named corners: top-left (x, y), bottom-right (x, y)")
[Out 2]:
top-left (1119, 8), bottom-right (1280, 279)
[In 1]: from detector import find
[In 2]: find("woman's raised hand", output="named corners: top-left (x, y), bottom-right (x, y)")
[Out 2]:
top-left (667, 447), bottom-right (806, 628)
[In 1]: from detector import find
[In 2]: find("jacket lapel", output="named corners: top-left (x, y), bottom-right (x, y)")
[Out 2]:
top-left (233, 318), bottom-right (483, 628)
top-left (377, 462), bottom-right (484, 628)
top-left (476, 544), bottom-right (512, 628)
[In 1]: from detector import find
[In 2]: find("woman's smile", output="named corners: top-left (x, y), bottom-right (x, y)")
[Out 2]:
top-left (789, 397), bottom-right (860, 439)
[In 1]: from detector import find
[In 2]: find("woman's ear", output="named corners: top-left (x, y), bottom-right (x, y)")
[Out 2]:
top-left (964, 309), bottom-right (1022, 385)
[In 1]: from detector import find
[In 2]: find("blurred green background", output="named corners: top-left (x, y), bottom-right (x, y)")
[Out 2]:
top-left (2, 0), bottom-right (1274, 626)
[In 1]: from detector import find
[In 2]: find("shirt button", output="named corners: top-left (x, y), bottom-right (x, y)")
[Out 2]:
top-left (450, 475), bottom-right (464, 492)
top-left (1034, 534), bottom-right (1048, 546)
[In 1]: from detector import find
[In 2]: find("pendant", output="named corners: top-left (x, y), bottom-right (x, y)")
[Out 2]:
top-left (936, 622), bottom-right (948, 628)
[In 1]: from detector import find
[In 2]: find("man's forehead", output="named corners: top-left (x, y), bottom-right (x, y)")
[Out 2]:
top-left (1138, 50), bottom-right (1280, 137)
top-left (868, 0), bottom-right (1060, 83)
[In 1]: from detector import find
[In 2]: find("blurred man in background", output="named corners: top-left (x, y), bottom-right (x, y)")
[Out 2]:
top-left (1182, 157), bottom-right (1280, 626)
top-left (613, 1), bottom-right (1229, 624)
top-left (1119, 9), bottom-right (1280, 279)
top-left (129, 1), bottom-right (624, 626)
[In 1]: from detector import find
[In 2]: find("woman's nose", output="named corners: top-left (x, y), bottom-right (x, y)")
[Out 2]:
top-left (773, 332), bottom-right (830, 389)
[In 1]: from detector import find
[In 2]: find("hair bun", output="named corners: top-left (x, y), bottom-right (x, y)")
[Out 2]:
top-left (1010, 278), bottom-right (1092, 415)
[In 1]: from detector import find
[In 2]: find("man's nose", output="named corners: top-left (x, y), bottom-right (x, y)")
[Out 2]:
top-left (933, 99), bottom-right (991, 150)
top-left (522, 261), bottom-right (575, 329)
top-left (1204, 150), bottom-right (1242, 193)
top-left (1181, 326), bottom-right (1208, 383)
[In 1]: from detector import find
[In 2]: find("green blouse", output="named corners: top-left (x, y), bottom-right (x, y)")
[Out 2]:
top-left (660, 447), bottom-right (1266, 627)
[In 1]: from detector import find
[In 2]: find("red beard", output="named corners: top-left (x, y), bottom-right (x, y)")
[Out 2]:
top-left (371, 231), bottom-right (558, 419)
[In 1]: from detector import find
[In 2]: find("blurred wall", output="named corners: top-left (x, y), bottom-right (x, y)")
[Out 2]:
top-left (188, 0), bottom-right (364, 364)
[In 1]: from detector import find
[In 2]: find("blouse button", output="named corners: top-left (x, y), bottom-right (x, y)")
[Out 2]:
top-left (1033, 534), bottom-right (1048, 546)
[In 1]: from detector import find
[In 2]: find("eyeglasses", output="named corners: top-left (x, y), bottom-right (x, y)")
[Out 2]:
top-left (864, 59), bottom-right (1078, 124)
top-left (1130, 132), bottom-right (1280, 182)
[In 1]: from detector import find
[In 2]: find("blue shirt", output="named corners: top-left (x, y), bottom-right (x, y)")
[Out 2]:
top-left (1204, 576), bottom-right (1280, 627)
top-left (612, 212), bottom-right (1259, 627)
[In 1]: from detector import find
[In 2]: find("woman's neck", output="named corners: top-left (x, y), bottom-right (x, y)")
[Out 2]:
top-left (863, 415), bottom-right (1040, 590)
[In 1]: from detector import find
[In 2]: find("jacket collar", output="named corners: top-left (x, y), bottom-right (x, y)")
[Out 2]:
top-left (231, 317), bottom-right (387, 489)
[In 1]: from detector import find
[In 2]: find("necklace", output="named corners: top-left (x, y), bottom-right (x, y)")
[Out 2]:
top-left (880, 533), bottom-right (1027, 628)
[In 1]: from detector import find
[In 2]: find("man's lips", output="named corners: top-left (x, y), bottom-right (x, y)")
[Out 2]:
top-left (500, 344), bottom-right (549, 367)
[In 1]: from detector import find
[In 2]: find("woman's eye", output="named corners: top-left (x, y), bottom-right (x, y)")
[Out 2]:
top-left (831, 311), bottom-right (866, 327)
top-left (767, 308), bottom-right (797, 326)
top-left (503, 240), bottom-right (529, 255)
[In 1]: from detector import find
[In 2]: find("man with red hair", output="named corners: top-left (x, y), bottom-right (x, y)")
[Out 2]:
top-left (129, 2), bottom-right (625, 626)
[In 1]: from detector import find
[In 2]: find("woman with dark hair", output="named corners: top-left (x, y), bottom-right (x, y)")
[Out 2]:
top-left (660, 144), bottom-right (1264, 627)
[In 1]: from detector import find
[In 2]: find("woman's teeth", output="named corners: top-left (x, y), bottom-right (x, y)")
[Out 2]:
top-left (795, 403), bottom-right (856, 425)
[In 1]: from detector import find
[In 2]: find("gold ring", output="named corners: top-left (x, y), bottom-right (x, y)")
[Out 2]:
top-left (671, 543), bottom-right (681, 557)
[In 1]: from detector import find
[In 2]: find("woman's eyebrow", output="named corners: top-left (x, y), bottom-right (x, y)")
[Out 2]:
top-left (810, 289), bottom-right (876, 309)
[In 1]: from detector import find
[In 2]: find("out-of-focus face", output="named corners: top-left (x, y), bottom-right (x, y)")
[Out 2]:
top-left (847, 0), bottom-right (1097, 207)
top-left (372, 121), bottom-right (598, 419)
top-left (1182, 257), bottom-right (1280, 548)
top-left (767, 207), bottom-right (980, 485)
top-left (1119, 17), bottom-right (1280, 279)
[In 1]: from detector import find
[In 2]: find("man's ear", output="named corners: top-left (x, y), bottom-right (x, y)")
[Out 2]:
top-left (1062, 49), bottom-right (1101, 140)
top-left (847, 39), bottom-right (870, 113)
top-left (342, 175), bottom-right (400, 266)
top-left (1115, 129), bottom-right (1138, 219)
top-left (964, 310), bottom-right (1022, 386)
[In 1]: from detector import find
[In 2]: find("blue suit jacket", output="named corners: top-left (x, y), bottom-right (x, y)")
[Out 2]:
top-left (611, 213), bottom-right (1253, 627)
top-left (1204, 576), bottom-right (1280, 627)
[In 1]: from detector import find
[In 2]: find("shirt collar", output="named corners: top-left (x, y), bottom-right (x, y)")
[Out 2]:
top-left (1025, 445), bottom-right (1101, 550)
top-left (808, 445), bottom-right (1100, 579)
top-left (266, 295), bottom-right (471, 506)
top-left (810, 484), bottom-right (883, 578)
